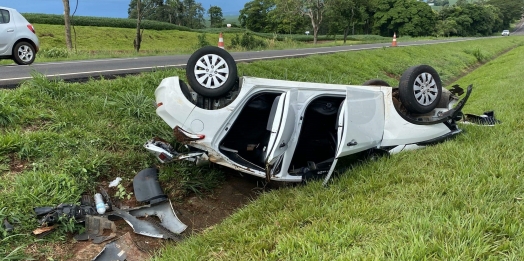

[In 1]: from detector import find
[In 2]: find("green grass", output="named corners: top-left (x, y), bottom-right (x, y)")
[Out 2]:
top-left (0, 22), bottom-right (437, 65)
top-left (152, 37), bottom-right (524, 260)
top-left (0, 24), bottom-right (367, 65)
top-left (1, 36), bottom-right (524, 259)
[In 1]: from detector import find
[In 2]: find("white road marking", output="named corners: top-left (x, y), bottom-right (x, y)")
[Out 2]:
top-left (34, 57), bottom-right (139, 66)
top-left (0, 38), bottom-right (476, 83)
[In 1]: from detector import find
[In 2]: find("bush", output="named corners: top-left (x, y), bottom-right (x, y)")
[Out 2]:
top-left (196, 33), bottom-right (211, 49)
top-left (39, 47), bottom-right (71, 58)
top-left (464, 48), bottom-right (487, 62)
top-left (231, 32), bottom-right (267, 50)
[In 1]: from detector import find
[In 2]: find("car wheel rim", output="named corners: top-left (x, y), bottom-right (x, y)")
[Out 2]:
top-left (17, 45), bottom-right (33, 63)
top-left (413, 72), bottom-right (438, 106)
top-left (193, 54), bottom-right (229, 89)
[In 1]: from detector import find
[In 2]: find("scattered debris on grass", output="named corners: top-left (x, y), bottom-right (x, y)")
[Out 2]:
top-left (460, 110), bottom-right (501, 126)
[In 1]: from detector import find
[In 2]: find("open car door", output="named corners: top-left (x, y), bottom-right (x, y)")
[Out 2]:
top-left (265, 89), bottom-right (298, 180)
top-left (323, 87), bottom-right (385, 185)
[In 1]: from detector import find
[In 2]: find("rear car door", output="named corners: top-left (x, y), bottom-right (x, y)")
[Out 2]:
top-left (265, 89), bottom-right (298, 178)
top-left (336, 87), bottom-right (385, 158)
top-left (0, 9), bottom-right (12, 55)
top-left (0, 9), bottom-right (15, 55)
top-left (323, 87), bottom-right (385, 184)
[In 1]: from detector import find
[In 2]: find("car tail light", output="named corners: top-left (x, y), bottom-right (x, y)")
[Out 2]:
top-left (157, 102), bottom-right (163, 107)
top-left (27, 24), bottom-right (35, 34)
top-left (174, 126), bottom-right (205, 142)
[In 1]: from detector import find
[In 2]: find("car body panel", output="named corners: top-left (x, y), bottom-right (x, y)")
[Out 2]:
top-left (336, 87), bottom-right (385, 159)
top-left (155, 77), bottom-right (196, 130)
top-left (150, 75), bottom-right (469, 182)
top-left (266, 89), bottom-right (298, 167)
top-left (0, 8), bottom-right (13, 55)
top-left (0, 6), bottom-right (39, 60)
top-left (380, 88), bottom-right (450, 147)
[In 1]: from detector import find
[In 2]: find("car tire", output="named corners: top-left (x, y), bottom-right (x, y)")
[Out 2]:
top-left (186, 46), bottom-right (238, 98)
top-left (13, 41), bottom-right (36, 65)
top-left (179, 79), bottom-right (193, 102)
top-left (398, 65), bottom-right (442, 114)
top-left (362, 79), bottom-right (391, 86)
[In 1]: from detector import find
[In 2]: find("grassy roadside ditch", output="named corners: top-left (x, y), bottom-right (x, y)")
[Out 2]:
top-left (154, 37), bottom-right (524, 260)
top-left (1, 36), bottom-right (524, 259)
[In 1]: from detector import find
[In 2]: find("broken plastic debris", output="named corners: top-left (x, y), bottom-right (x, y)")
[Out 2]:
top-left (133, 168), bottom-right (167, 204)
top-left (128, 199), bottom-right (187, 234)
top-left (92, 241), bottom-right (127, 261)
top-left (108, 177), bottom-right (122, 188)
top-left (34, 203), bottom-right (97, 226)
top-left (3, 219), bottom-right (14, 233)
top-left (109, 207), bottom-right (178, 239)
top-left (461, 110), bottom-right (501, 126)
top-left (74, 215), bottom-right (117, 244)
top-left (92, 232), bottom-right (149, 261)
top-left (32, 225), bottom-right (57, 236)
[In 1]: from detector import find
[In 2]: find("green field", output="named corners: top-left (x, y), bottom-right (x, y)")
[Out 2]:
top-left (2, 36), bottom-right (524, 259)
top-left (0, 23), bottom-right (371, 65)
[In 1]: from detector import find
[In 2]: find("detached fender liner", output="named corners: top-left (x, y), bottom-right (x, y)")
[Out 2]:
top-left (416, 129), bottom-right (462, 146)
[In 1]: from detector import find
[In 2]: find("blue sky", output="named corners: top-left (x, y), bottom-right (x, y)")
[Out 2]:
top-left (0, 0), bottom-right (246, 18)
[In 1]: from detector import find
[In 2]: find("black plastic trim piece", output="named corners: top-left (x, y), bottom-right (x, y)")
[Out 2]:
top-left (394, 85), bottom-right (472, 126)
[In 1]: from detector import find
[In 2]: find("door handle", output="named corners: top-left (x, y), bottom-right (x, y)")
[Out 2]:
top-left (347, 139), bottom-right (357, 146)
top-left (7, 29), bottom-right (14, 32)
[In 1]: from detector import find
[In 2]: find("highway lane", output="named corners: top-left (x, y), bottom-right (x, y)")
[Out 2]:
top-left (0, 37), bottom-right (480, 88)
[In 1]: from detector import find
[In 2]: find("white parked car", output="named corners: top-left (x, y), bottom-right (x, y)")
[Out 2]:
top-left (0, 6), bottom-right (39, 65)
top-left (145, 46), bottom-right (472, 183)
top-left (502, 30), bottom-right (510, 36)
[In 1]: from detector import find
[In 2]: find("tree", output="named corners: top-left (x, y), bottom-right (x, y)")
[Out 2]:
top-left (328, 0), bottom-right (372, 42)
top-left (180, 0), bottom-right (206, 29)
top-left (438, 3), bottom-right (503, 36)
top-left (61, 0), bottom-right (72, 50)
top-left (239, 0), bottom-right (277, 32)
top-left (275, 0), bottom-right (330, 44)
top-left (487, 0), bottom-right (524, 28)
top-left (208, 6), bottom-right (225, 28)
top-left (134, 0), bottom-right (143, 52)
top-left (128, 0), bottom-right (166, 21)
top-left (164, 0), bottom-right (183, 24)
top-left (436, 18), bottom-right (458, 37)
top-left (128, 0), bottom-right (164, 52)
top-left (373, 0), bottom-right (436, 37)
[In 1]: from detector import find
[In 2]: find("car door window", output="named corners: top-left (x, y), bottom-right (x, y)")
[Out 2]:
top-left (0, 10), bottom-right (10, 24)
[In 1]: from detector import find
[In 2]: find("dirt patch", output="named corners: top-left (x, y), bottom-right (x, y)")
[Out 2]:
top-left (174, 173), bottom-right (266, 234)
top-left (385, 72), bottom-right (400, 83)
top-left (29, 172), bottom-right (272, 260)
top-left (8, 154), bottom-right (28, 173)
top-left (69, 221), bottom-right (164, 261)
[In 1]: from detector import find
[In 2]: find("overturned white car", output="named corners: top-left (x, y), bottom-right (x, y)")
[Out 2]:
top-left (145, 46), bottom-right (471, 184)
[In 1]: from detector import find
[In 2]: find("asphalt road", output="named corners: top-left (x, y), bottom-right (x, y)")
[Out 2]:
top-left (0, 37), bottom-right (481, 88)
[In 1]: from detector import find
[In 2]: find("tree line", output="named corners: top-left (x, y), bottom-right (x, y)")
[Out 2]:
top-left (58, 0), bottom-right (523, 52)
top-left (238, 0), bottom-right (523, 43)
top-left (127, 0), bottom-right (226, 29)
